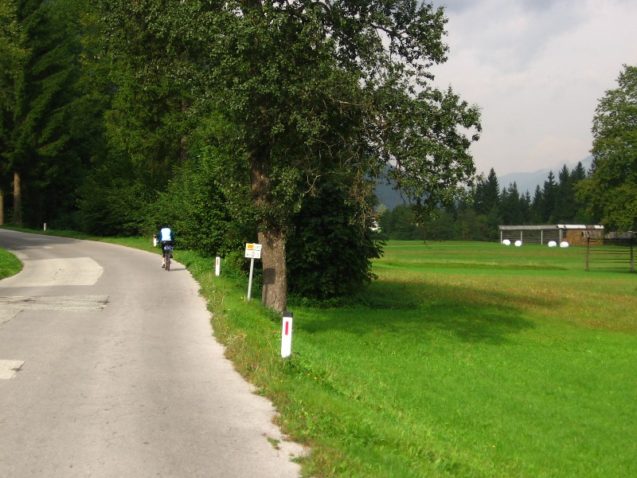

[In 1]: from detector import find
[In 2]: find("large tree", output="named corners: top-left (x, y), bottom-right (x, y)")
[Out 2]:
top-left (215, 1), bottom-right (481, 311)
top-left (99, 1), bottom-right (480, 312)
top-left (578, 65), bottom-right (637, 231)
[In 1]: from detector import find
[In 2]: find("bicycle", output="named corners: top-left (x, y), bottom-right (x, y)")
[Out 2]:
top-left (162, 242), bottom-right (174, 271)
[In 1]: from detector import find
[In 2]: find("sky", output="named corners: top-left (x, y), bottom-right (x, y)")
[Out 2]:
top-left (430, 0), bottom-right (637, 176)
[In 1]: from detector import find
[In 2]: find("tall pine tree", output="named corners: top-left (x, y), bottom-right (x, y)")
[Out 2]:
top-left (0, 0), bottom-right (26, 224)
top-left (9, 0), bottom-right (89, 226)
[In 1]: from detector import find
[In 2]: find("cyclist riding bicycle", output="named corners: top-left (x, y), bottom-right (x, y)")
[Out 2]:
top-left (155, 225), bottom-right (175, 268)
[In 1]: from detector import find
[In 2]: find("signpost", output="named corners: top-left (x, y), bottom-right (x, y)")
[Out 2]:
top-left (281, 312), bottom-right (293, 358)
top-left (215, 256), bottom-right (221, 277)
top-left (244, 243), bottom-right (262, 300)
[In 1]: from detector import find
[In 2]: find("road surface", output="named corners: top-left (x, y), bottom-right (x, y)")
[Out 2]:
top-left (0, 229), bottom-right (302, 477)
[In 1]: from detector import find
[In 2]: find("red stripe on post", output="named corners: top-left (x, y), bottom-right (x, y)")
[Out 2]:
top-left (285, 321), bottom-right (289, 336)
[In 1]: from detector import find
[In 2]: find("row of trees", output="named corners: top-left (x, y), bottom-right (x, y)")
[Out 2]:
top-left (0, 1), bottom-right (481, 309)
top-left (379, 162), bottom-right (593, 241)
top-left (381, 64), bottom-right (637, 241)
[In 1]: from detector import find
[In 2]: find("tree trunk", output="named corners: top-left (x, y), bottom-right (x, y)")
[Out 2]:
top-left (250, 145), bottom-right (288, 313)
top-left (12, 171), bottom-right (22, 226)
top-left (258, 229), bottom-right (287, 313)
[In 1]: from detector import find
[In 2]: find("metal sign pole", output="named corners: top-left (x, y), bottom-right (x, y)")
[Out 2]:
top-left (244, 243), bottom-right (262, 301)
top-left (247, 257), bottom-right (255, 300)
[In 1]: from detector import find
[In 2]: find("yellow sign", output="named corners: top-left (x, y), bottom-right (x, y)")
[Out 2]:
top-left (244, 243), bottom-right (262, 259)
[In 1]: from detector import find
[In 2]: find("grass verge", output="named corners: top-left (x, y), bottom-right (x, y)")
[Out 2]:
top-left (0, 247), bottom-right (21, 279)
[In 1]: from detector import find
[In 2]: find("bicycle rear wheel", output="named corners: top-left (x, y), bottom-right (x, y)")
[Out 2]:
top-left (164, 250), bottom-right (171, 271)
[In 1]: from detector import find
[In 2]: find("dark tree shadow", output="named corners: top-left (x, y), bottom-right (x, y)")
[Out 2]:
top-left (0, 230), bottom-right (81, 250)
top-left (295, 280), bottom-right (554, 345)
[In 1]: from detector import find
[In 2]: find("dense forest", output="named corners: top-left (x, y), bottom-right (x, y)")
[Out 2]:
top-left (379, 162), bottom-right (595, 241)
top-left (0, 1), bottom-right (635, 305)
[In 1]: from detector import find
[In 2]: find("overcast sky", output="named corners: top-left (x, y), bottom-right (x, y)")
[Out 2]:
top-left (430, 0), bottom-right (637, 176)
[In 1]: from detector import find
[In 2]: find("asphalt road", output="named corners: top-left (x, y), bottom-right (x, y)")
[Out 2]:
top-left (0, 229), bottom-right (302, 477)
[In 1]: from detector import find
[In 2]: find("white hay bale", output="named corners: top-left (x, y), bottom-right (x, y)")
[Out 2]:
top-left (502, 239), bottom-right (511, 246)
top-left (514, 240), bottom-right (522, 247)
top-left (547, 241), bottom-right (557, 247)
top-left (560, 241), bottom-right (569, 248)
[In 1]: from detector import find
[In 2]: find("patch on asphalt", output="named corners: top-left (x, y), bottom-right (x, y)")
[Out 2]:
top-left (0, 360), bottom-right (24, 379)
top-left (0, 295), bottom-right (109, 311)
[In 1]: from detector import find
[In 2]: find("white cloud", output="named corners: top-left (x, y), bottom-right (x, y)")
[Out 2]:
top-left (431, 0), bottom-right (637, 175)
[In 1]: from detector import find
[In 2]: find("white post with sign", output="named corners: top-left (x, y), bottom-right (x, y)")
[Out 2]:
top-left (281, 312), bottom-right (293, 358)
top-left (215, 256), bottom-right (221, 277)
top-left (244, 243), bottom-right (262, 300)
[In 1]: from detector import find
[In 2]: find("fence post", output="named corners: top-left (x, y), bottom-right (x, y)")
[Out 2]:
top-left (585, 236), bottom-right (590, 272)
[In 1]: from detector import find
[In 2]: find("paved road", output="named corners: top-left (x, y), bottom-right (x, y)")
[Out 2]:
top-left (0, 229), bottom-right (302, 477)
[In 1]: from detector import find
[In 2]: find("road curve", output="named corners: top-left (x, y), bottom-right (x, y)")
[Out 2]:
top-left (0, 229), bottom-right (302, 477)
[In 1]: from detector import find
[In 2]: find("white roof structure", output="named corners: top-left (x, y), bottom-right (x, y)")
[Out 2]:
top-left (498, 224), bottom-right (604, 231)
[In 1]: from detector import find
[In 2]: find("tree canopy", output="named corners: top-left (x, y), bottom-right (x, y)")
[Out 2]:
top-left (578, 65), bottom-right (637, 231)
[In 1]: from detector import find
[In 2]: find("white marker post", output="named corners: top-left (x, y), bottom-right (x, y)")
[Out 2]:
top-left (244, 243), bottom-right (262, 300)
top-left (43, 222), bottom-right (47, 231)
top-left (281, 312), bottom-right (293, 358)
top-left (215, 256), bottom-right (221, 277)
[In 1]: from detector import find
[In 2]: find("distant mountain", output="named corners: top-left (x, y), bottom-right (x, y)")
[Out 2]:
top-left (374, 156), bottom-right (594, 210)
top-left (499, 156), bottom-right (593, 195)
top-left (375, 178), bottom-right (409, 210)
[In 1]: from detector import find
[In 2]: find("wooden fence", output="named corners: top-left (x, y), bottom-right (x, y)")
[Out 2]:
top-left (584, 232), bottom-right (635, 273)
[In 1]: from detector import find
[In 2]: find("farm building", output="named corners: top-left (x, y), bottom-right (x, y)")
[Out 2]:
top-left (498, 224), bottom-right (604, 246)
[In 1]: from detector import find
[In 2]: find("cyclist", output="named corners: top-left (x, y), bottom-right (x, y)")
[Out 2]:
top-left (156, 225), bottom-right (175, 268)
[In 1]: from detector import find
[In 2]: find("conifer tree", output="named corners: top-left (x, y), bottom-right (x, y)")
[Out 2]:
top-left (0, 0), bottom-right (26, 223)
top-left (9, 0), bottom-right (88, 226)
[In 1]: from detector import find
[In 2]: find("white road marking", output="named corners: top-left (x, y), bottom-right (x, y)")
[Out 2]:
top-left (1, 257), bottom-right (104, 287)
top-left (0, 360), bottom-right (24, 379)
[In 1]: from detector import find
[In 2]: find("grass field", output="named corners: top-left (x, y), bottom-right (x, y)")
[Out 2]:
top-left (0, 247), bottom-right (21, 279)
top-left (191, 240), bottom-right (637, 477)
top-left (3, 229), bottom-right (636, 476)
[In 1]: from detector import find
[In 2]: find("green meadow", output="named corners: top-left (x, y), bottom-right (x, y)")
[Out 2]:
top-left (3, 230), bottom-right (636, 476)
top-left (189, 240), bottom-right (637, 477)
